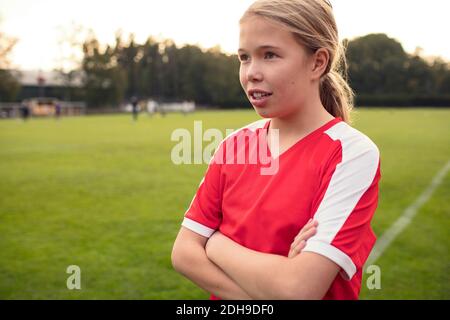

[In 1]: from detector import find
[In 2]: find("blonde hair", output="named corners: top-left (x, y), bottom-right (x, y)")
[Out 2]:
top-left (240, 0), bottom-right (354, 123)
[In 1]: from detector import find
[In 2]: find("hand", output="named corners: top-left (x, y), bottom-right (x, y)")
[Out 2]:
top-left (288, 219), bottom-right (318, 258)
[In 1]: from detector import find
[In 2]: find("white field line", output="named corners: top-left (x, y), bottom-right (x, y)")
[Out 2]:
top-left (366, 160), bottom-right (450, 267)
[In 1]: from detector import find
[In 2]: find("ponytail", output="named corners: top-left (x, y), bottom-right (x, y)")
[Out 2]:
top-left (319, 70), bottom-right (354, 123)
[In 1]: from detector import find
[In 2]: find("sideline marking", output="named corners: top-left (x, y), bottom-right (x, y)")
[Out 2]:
top-left (366, 160), bottom-right (450, 267)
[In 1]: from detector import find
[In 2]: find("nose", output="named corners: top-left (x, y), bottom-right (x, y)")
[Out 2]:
top-left (246, 62), bottom-right (263, 82)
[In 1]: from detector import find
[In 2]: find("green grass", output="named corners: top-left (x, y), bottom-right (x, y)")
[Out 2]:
top-left (0, 108), bottom-right (449, 299)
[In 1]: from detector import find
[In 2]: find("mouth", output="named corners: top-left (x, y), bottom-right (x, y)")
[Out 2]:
top-left (248, 90), bottom-right (273, 100)
top-left (248, 90), bottom-right (273, 107)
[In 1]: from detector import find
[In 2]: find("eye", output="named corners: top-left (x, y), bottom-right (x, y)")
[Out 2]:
top-left (265, 51), bottom-right (277, 59)
top-left (239, 54), bottom-right (249, 62)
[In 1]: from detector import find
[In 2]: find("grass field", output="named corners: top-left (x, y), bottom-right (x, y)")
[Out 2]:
top-left (0, 108), bottom-right (449, 299)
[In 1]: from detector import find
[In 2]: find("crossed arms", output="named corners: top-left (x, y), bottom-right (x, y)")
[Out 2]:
top-left (171, 222), bottom-right (340, 300)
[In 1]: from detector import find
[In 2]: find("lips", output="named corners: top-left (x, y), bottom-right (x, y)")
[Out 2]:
top-left (248, 89), bottom-right (273, 100)
top-left (248, 89), bottom-right (273, 108)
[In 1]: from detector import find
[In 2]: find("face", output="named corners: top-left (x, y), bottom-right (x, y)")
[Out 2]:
top-left (238, 15), bottom-right (316, 118)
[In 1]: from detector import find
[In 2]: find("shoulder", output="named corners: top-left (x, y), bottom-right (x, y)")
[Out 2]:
top-left (323, 121), bottom-right (380, 163)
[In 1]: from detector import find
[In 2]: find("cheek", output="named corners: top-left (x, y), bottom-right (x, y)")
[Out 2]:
top-left (281, 70), bottom-right (308, 95)
top-left (274, 74), bottom-right (309, 110)
top-left (272, 65), bottom-right (297, 89)
top-left (239, 68), bottom-right (247, 88)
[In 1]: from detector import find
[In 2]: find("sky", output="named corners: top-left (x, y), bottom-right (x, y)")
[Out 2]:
top-left (1, 0), bottom-right (449, 71)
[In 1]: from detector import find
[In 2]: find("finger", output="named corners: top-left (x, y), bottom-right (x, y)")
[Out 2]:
top-left (288, 246), bottom-right (298, 258)
top-left (304, 219), bottom-right (318, 231)
top-left (301, 227), bottom-right (317, 241)
top-left (293, 220), bottom-right (315, 242)
top-left (291, 227), bottom-right (317, 249)
top-left (297, 240), bottom-right (307, 252)
top-left (289, 240), bottom-right (306, 258)
top-left (293, 220), bottom-right (318, 243)
top-left (306, 219), bottom-right (318, 229)
top-left (294, 240), bottom-right (306, 252)
top-left (288, 248), bottom-right (295, 258)
top-left (290, 238), bottom-right (305, 250)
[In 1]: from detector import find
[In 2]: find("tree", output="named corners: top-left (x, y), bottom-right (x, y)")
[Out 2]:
top-left (346, 33), bottom-right (450, 106)
top-left (428, 58), bottom-right (450, 95)
top-left (0, 31), bottom-right (20, 101)
top-left (346, 33), bottom-right (409, 94)
top-left (115, 33), bottom-right (140, 99)
top-left (81, 32), bottom-right (127, 108)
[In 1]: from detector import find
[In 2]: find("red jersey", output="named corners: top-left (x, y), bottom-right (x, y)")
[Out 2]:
top-left (182, 117), bottom-right (381, 300)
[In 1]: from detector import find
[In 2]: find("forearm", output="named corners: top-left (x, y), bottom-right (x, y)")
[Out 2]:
top-left (172, 242), bottom-right (253, 300)
top-left (206, 235), bottom-right (292, 299)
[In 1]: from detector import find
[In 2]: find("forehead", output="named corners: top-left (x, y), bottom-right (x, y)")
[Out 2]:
top-left (239, 15), bottom-right (298, 51)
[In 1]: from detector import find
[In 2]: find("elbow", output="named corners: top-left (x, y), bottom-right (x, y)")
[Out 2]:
top-left (171, 250), bottom-right (179, 273)
top-left (171, 227), bottom-right (208, 275)
top-left (171, 239), bottom-right (199, 276)
top-left (171, 242), bottom-right (186, 274)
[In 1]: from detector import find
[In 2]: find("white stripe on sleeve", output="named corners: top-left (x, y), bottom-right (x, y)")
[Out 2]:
top-left (303, 122), bottom-right (380, 280)
top-left (182, 217), bottom-right (216, 238)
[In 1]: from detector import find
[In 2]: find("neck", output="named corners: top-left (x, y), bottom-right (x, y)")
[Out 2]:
top-left (270, 94), bottom-right (334, 138)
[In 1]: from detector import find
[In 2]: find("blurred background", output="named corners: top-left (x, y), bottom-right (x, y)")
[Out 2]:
top-left (0, 0), bottom-right (449, 299)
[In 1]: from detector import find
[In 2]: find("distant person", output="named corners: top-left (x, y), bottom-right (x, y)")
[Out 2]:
top-left (55, 103), bottom-right (61, 120)
top-left (131, 96), bottom-right (139, 121)
top-left (147, 100), bottom-right (157, 117)
top-left (20, 103), bottom-right (30, 121)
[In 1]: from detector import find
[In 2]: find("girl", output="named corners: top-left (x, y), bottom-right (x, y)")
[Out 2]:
top-left (172, 0), bottom-right (381, 300)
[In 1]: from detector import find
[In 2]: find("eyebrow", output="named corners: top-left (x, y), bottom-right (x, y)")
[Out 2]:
top-left (238, 45), bottom-right (281, 53)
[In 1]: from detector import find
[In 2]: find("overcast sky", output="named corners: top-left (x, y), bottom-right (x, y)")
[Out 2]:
top-left (1, 0), bottom-right (449, 71)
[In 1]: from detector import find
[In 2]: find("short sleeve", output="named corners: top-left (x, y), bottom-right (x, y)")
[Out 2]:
top-left (182, 144), bottom-right (224, 238)
top-left (303, 129), bottom-right (381, 281)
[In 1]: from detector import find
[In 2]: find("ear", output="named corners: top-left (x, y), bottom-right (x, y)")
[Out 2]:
top-left (310, 48), bottom-right (329, 80)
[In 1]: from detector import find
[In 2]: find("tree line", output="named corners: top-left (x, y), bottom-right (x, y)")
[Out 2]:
top-left (80, 33), bottom-right (245, 108)
top-left (346, 34), bottom-right (450, 106)
top-left (1, 32), bottom-right (449, 107)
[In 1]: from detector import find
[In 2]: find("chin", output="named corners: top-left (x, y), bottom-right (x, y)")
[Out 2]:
top-left (253, 106), bottom-right (277, 119)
